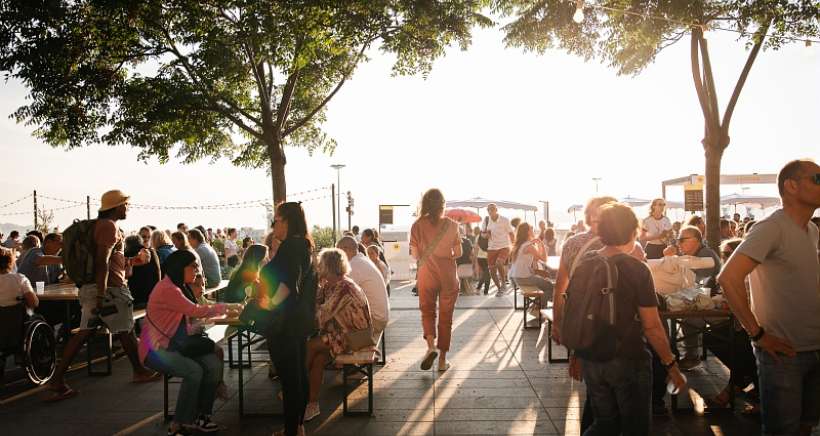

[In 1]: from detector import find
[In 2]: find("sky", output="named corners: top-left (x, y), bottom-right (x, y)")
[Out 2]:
top-left (1, 25), bottom-right (818, 234)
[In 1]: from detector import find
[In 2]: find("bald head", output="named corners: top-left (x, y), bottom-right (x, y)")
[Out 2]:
top-left (336, 236), bottom-right (358, 259)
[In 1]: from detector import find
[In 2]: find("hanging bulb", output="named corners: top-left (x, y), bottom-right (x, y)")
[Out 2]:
top-left (573, 0), bottom-right (585, 24)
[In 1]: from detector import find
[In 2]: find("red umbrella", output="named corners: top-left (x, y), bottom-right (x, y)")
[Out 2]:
top-left (445, 208), bottom-right (481, 223)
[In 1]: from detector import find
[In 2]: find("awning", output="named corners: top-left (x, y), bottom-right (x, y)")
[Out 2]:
top-left (446, 197), bottom-right (538, 212)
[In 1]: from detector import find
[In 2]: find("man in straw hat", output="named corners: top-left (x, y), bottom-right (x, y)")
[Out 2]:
top-left (46, 190), bottom-right (160, 402)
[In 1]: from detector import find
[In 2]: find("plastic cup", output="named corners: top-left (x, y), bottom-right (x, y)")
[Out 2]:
top-left (35, 281), bottom-right (45, 294)
top-left (667, 373), bottom-right (687, 395)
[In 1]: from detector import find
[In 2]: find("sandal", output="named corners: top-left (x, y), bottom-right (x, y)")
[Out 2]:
top-left (420, 348), bottom-right (438, 371)
top-left (44, 385), bottom-right (78, 403)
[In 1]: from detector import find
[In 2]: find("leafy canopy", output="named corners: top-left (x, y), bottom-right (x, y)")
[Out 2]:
top-left (0, 0), bottom-right (492, 167)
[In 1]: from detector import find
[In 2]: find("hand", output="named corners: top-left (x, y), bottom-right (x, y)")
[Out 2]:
top-left (663, 246), bottom-right (677, 257)
top-left (757, 332), bottom-right (797, 363)
top-left (667, 365), bottom-right (687, 391)
top-left (569, 356), bottom-right (583, 381)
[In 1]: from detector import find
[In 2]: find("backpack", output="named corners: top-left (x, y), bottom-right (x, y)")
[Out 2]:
top-left (477, 217), bottom-right (490, 251)
top-left (61, 219), bottom-right (97, 287)
top-left (560, 251), bottom-right (623, 361)
top-left (457, 237), bottom-right (473, 265)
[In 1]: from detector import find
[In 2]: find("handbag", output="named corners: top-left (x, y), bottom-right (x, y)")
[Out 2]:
top-left (477, 217), bottom-right (490, 251)
top-left (146, 314), bottom-right (215, 358)
top-left (417, 219), bottom-right (451, 269)
top-left (239, 299), bottom-right (283, 335)
top-left (326, 294), bottom-right (375, 352)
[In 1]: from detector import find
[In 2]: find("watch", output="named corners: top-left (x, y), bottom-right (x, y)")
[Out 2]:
top-left (662, 359), bottom-right (677, 370)
top-left (750, 326), bottom-right (765, 342)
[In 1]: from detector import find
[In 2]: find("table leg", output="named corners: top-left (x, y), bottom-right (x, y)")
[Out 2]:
top-left (238, 330), bottom-right (244, 417)
top-left (729, 316), bottom-right (735, 410)
top-left (63, 301), bottom-right (72, 342)
top-left (670, 318), bottom-right (678, 411)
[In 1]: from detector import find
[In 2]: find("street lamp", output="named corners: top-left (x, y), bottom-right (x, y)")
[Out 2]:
top-left (592, 177), bottom-right (602, 193)
top-left (330, 164), bottom-right (346, 233)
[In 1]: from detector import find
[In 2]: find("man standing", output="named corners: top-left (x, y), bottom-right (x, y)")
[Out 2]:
top-left (337, 236), bottom-right (390, 342)
top-left (719, 159), bottom-right (820, 436)
top-left (484, 204), bottom-right (514, 296)
top-left (188, 229), bottom-right (221, 288)
top-left (47, 190), bottom-right (158, 401)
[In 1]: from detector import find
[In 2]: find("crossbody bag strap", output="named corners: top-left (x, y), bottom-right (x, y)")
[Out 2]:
top-left (145, 312), bottom-right (187, 349)
top-left (418, 219), bottom-right (450, 269)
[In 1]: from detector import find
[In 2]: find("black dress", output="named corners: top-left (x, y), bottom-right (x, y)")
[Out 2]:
top-left (260, 237), bottom-right (316, 436)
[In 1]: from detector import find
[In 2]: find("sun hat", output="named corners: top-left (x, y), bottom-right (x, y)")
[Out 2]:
top-left (99, 189), bottom-right (130, 212)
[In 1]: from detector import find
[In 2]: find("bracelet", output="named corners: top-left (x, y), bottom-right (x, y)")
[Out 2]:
top-left (750, 326), bottom-right (765, 342)
top-left (662, 359), bottom-right (677, 370)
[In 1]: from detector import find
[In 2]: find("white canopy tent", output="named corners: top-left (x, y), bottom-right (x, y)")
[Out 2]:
top-left (446, 197), bottom-right (539, 225)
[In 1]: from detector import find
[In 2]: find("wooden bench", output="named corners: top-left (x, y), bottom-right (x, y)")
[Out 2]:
top-left (333, 332), bottom-right (383, 417)
top-left (69, 308), bottom-right (147, 377)
top-left (520, 286), bottom-right (544, 330)
top-left (542, 308), bottom-right (569, 363)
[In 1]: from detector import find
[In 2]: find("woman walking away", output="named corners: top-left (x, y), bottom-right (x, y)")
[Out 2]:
top-left (410, 189), bottom-right (462, 372)
top-left (570, 202), bottom-right (685, 435)
top-left (641, 198), bottom-right (672, 259)
top-left (258, 202), bottom-right (317, 436)
top-left (140, 250), bottom-right (242, 436)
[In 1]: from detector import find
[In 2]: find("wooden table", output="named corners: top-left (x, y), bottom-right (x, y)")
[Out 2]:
top-left (660, 308), bottom-right (735, 410)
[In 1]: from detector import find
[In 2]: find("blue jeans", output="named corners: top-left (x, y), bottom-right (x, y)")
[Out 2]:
top-left (146, 349), bottom-right (222, 425)
top-left (580, 356), bottom-right (652, 436)
top-left (755, 347), bottom-right (820, 435)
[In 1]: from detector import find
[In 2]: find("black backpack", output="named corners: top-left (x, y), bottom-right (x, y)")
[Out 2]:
top-left (477, 217), bottom-right (490, 251)
top-left (61, 219), bottom-right (97, 287)
top-left (560, 251), bottom-right (625, 361)
top-left (457, 237), bottom-right (473, 265)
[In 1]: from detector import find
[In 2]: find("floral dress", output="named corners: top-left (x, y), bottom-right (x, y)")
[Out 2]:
top-left (315, 276), bottom-right (372, 357)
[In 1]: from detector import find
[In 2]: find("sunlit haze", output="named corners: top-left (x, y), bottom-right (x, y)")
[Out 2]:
top-left (1, 26), bottom-right (817, 233)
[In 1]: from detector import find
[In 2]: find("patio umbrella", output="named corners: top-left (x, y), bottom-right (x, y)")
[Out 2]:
top-left (445, 208), bottom-right (481, 223)
top-left (720, 193), bottom-right (781, 209)
top-left (619, 196), bottom-right (652, 207)
top-left (567, 204), bottom-right (583, 222)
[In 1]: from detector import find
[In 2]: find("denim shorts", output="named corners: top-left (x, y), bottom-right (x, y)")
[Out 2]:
top-left (755, 347), bottom-right (820, 435)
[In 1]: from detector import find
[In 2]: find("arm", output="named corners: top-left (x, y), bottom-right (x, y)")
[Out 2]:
top-left (452, 236), bottom-right (463, 259)
top-left (717, 252), bottom-right (796, 361)
top-left (20, 277), bottom-right (38, 308)
top-left (526, 242), bottom-right (546, 263)
top-left (34, 255), bottom-right (63, 267)
top-left (155, 285), bottom-right (228, 319)
top-left (550, 260), bottom-right (570, 343)
top-left (638, 306), bottom-right (686, 389)
top-left (94, 241), bottom-right (113, 300)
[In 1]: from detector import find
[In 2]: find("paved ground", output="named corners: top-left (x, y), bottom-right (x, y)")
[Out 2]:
top-left (1, 281), bottom-right (815, 435)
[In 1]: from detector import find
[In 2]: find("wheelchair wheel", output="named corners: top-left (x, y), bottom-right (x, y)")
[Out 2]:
top-left (22, 318), bottom-right (56, 385)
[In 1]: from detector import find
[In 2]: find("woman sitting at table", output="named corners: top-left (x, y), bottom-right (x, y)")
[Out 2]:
top-left (223, 244), bottom-right (268, 303)
top-left (139, 250), bottom-right (241, 436)
top-left (0, 247), bottom-right (38, 310)
top-left (510, 223), bottom-right (553, 315)
top-left (304, 248), bottom-right (372, 423)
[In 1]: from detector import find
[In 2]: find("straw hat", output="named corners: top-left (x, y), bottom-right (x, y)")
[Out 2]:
top-left (99, 190), bottom-right (130, 212)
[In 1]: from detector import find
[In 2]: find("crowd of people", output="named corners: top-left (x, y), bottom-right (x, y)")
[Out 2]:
top-left (1, 158), bottom-right (818, 436)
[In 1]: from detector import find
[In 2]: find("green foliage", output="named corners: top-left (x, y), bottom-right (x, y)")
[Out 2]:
top-left (497, 0), bottom-right (819, 75)
top-left (311, 225), bottom-right (336, 250)
top-left (0, 0), bottom-right (492, 167)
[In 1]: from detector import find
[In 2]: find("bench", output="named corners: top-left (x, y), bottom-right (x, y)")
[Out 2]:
top-left (542, 308), bottom-right (569, 363)
top-left (520, 286), bottom-right (544, 330)
top-left (333, 332), bottom-right (384, 417)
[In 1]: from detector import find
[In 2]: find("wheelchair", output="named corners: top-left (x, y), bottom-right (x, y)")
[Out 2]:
top-left (0, 303), bottom-right (57, 385)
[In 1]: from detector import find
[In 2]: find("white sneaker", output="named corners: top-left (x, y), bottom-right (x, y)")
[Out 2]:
top-left (304, 402), bottom-right (320, 422)
top-left (495, 285), bottom-right (508, 297)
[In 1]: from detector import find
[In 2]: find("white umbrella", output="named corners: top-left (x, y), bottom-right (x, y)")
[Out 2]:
top-left (619, 196), bottom-right (652, 207)
top-left (720, 193), bottom-right (781, 209)
top-left (567, 204), bottom-right (583, 222)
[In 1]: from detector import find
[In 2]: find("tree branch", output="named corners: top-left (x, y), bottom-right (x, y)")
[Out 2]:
top-left (721, 21), bottom-right (770, 134)
top-left (690, 29), bottom-right (713, 131)
top-left (698, 36), bottom-right (721, 131)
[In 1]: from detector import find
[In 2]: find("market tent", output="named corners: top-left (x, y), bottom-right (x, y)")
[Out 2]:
top-left (720, 193), bottom-right (781, 209)
top-left (446, 197), bottom-right (538, 212)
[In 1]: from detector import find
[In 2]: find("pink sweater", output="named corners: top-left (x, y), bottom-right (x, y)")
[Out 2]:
top-left (139, 276), bottom-right (227, 363)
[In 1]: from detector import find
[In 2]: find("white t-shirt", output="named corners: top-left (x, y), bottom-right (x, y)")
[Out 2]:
top-left (224, 239), bottom-right (239, 260)
top-left (348, 253), bottom-right (390, 324)
top-left (643, 216), bottom-right (672, 245)
top-left (486, 215), bottom-right (513, 250)
top-left (0, 273), bottom-right (34, 307)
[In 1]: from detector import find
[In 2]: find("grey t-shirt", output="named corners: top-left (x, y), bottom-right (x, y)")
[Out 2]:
top-left (736, 209), bottom-right (820, 352)
top-left (195, 243), bottom-right (222, 288)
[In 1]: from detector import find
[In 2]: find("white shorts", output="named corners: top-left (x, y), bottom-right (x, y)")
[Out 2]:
top-left (78, 285), bottom-right (135, 333)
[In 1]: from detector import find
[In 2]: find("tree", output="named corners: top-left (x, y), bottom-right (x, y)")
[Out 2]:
top-left (36, 207), bottom-right (54, 235)
top-left (498, 0), bottom-right (819, 249)
top-left (0, 0), bottom-right (491, 204)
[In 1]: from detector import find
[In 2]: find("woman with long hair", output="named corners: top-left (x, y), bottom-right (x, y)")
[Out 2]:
top-left (410, 189), bottom-right (462, 372)
top-left (641, 198), bottom-right (672, 259)
top-left (223, 244), bottom-right (268, 303)
top-left (258, 202), bottom-right (317, 436)
top-left (510, 223), bottom-right (552, 314)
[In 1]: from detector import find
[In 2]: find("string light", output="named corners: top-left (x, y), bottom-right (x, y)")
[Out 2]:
top-left (573, 0), bottom-right (585, 24)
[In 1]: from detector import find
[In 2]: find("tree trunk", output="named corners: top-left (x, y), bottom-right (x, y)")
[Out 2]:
top-left (704, 143), bottom-right (723, 250)
top-left (267, 135), bottom-right (287, 205)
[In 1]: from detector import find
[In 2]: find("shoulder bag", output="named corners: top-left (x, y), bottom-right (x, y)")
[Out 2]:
top-left (417, 219), bottom-right (451, 269)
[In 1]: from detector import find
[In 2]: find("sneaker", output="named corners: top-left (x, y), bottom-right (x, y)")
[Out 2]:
top-left (495, 286), bottom-right (508, 297)
top-left (678, 356), bottom-right (702, 371)
top-left (191, 414), bottom-right (220, 433)
top-left (168, 426), bottom-right (193, 436)
top-left (304, 402), bottom-right (320, 422)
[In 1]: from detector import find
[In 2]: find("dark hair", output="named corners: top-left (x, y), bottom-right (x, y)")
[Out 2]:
top-left (510, 217), bottom-right (522, 230)
top-left (44, 233), bottom-right (61, 244)
top-left (419, 189), bottom-right (445, 224)
top-left (25, 230), bottom-right (43, 244)
top-left (544, 227), bottom-right (555, 241)
top-left (188, 229), bottom-right (205, 244)
top-left (163, 250), bottom-right (198, 302)
top-left (124, 235), bottom-right (144, 257)
top-left (139, 226), bottom-right (151, 234)
top-left (227, 228), bottom-right (237, 237)
top-left (362, 228), bottom-right (376, 241)
top-left (352, 225), bottom-right (360, 233)
top-left (276, 202), bottom-right (314, 250)
top-left (22, 235), bottom-right (40, 250)
top-left (597, 202), bottom-right (639, 246)
top-left (720, 238), bottom-right (743, 261)
top-left (242, 236), bottom-right (253, 248)
top-left (778, 159), bottom-right (813, 195)
top-left (147, 225), bottom-right (157, 231)
top-left (171, 231), bottom-right (190, 248)
top-left (9, 230), bottom-right (19, 238)
top-left (0, 247), bottom-right (14, 272)
top-left (686, 215), bottom-right (704, 227)
top-left (227, 255), bottom-right (240, 268)
top-left (743, 220), bottom-right (756, 236)
top-left (177, 223), bottom-right (186, 230)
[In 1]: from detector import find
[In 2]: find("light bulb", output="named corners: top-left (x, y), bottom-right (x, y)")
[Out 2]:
top-left (573, 7), bottom-right (585, 24)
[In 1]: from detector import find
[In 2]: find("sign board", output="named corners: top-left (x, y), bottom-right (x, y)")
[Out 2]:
top-left (684, 179), bottom-right (704, 212)
top-left (379, 205), bottom-right (394, 226)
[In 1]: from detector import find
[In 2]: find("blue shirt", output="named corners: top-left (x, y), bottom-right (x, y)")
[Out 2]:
top-left (17, 247), bottom-right (60, 285)
top-left (195, 243), bottom-right (222, 288)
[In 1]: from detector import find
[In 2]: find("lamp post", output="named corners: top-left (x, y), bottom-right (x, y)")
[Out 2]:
top-left (330, 164), bottom-right (346, 234)
top-left (592, 177), bottom-right (602, 193)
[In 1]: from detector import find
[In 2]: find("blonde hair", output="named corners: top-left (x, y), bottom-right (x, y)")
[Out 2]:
top-left (317, 248), bottom-right (350, 278)
top-left (366, 244), bottom-right (382, 258)
top-left (171, 231), bottom-right (190, 249)
top-left (151, 229), bottom-right (173, 249)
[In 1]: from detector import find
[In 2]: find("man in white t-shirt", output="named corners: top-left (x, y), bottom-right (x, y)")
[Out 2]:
top-left (484, 203), bottom-right (514, 295)
top-left (337, 237), bottom-right (390, 341)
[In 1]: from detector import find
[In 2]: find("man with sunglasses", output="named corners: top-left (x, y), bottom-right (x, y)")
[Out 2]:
top-left (719, 159), bottom-right (820, 436)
